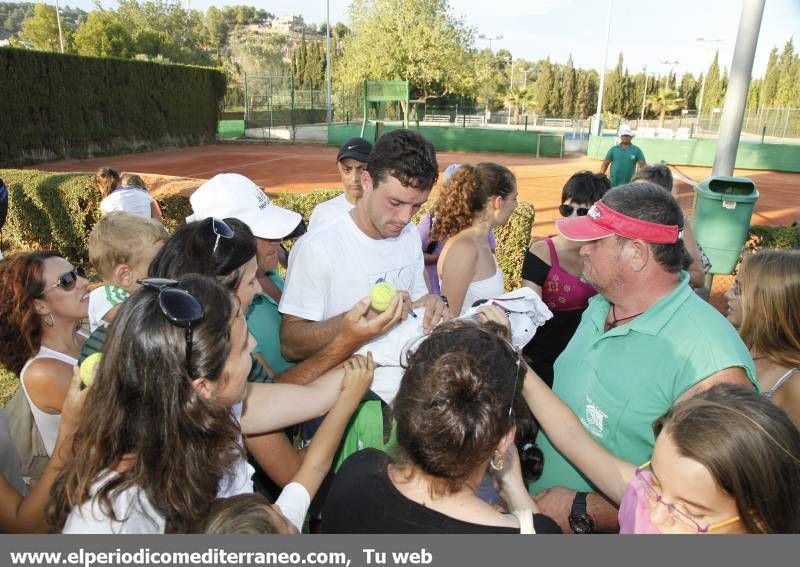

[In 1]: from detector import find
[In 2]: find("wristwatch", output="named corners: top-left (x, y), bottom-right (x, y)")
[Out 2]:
top-left (568, 492), bottom-right (595, 534)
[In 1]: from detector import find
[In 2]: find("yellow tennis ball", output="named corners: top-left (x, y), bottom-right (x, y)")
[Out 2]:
top-left (79, 352), bottom-right (102, 387)
top-left (370, 281), bottom-right (397, 312)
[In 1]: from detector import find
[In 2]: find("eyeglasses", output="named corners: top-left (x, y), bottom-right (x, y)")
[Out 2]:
top-left (634, 462), bottom-right (741, 533)
top-left (40, 267), bottom-right (85, 295)
top-left (138, 278), bottom-right (205, 378)
top-left (211, 218), bottom-right (234, 255)
top-left (559, 204), bottom-right (590, 217)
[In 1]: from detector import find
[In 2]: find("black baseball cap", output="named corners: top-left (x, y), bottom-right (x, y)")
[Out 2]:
top-left (337, 137), bottom-right (372, 163)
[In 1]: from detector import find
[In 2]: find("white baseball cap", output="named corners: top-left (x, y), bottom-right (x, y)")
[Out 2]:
top-left (186, 173), bottom-right (302, 240)
top-left (619, 125), bottom-right (635, 137)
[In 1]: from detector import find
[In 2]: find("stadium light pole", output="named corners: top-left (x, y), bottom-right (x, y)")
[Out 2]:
top-left (640, 65), bottom-right (648, 122)
top-left (593, 0), bottom-right (613, 135)
top-left (478, 34), bottom-right (503, 53)
top-left (712, 0), bottom-right (765, 176)
top-left (659, 60), bottom-right (679, 89)
top-left (325, 0), bottom-right (332, 124)
top-left (478, 35), bottom-right (503, 119)
top-left (695, 38), bottom-right (725, 131)
top-left (53, 0), bottom-right (65, 54)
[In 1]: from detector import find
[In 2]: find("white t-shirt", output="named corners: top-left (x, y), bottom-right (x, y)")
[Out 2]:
top-left (279, 213), bottom-right (428, 322)
top-left (274, 482), bottom-right (311, 532)
top-left (63, 402), bottom-right (254, 533)
top-left (308, 194), bottom-right (355, 230)
top-left (63, 472), bottom-right (166, 534)
top-left (88, 285), bottom-right (130, 332)
top-left (100, 188), bottom-right (154, 219)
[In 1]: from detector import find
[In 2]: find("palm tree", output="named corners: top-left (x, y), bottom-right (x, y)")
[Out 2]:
top-left (505, 87), bottom-right (534, 124)
top-left (646, 88), bottom-right (685, 127)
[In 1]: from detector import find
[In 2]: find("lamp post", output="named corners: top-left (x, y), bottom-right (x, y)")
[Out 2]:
top-left (640, 66), bottom-right (649, 122)
top-left (478, 33), bottom-right (503, 52)
top-left (593, 0), bottom-right (613, 135)
top-left (478, 36), bottom-right (503, 120)
top-left (53, 0), bottom-right (64, 54)
top-left (325, 0), bottom-right (332, 124)
top-left (659, 60), bottom-right (680, 89)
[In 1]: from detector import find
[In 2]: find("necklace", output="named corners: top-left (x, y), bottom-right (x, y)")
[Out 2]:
top-left (605, 304), bottom-right (645, 331)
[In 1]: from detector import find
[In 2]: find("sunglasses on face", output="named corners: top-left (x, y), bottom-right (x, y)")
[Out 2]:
top-left (138, 278), bottom-right (204, 378)
top-left (559, 204), bottom-right (590, 217)
top-left (211, 218), bottom-right (234, 255)
top-left (41, 267), bottom-right (85, 295)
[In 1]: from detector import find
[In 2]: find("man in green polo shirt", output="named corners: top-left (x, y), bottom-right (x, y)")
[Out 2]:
top-left (530, 183), bottom-right (757, 534)
top-left (600, 125), bottom-right (646, 187)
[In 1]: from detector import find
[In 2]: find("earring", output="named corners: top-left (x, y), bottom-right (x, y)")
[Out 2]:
top-left (490, 450), bottom-right (504, 471)
top-left (43, 313), bottom-right (55, 328)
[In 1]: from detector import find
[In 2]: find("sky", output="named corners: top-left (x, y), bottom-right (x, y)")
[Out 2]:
top-left (63, 0), bottom-right (799, 78)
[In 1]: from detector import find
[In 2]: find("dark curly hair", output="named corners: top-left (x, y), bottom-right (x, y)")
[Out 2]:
top-left (393, 320), bottom-right (523, 497)
top-left (366, 129), bottom-right (439, 191)
top-left (0, 250), bottom-right (61, 374)
top-left (430, 163), bottom-right (516, 242)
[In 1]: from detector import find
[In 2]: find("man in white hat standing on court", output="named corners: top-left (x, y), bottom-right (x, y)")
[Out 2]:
top-left (600, 125), bottom-right (646, 187)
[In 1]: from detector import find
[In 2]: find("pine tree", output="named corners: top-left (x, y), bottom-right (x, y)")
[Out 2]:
top-left (775, 39), bottom-right (798, 107)
top-left (760, 47), bottom-right (780, 107)
top-left (605, 53), bottom-right (625, 115)
top-left (533, 58), bottom-right (555, 116)
top-left (702, 51), bottom-right (723, 113)
top-left (561, 55), bottom-right (577, 117)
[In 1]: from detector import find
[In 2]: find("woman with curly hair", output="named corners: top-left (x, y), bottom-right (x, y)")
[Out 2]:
top-left (726, 249), bottom-right (800, 428)
top-left (0, 251), bottom-right (89, 457)
top-left (322, 317), bottom-right (560, 533)
top-left (433, 163), bottom-right (518, 316)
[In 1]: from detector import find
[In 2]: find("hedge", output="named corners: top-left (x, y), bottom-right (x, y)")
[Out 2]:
top-left (0, 170), bottom-right (537, 406)
top-left (0, 48), bottom-right (225, 166)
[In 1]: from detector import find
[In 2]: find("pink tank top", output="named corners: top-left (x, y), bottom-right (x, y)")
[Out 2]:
top-left (541, 238), bottom-right (597, 312)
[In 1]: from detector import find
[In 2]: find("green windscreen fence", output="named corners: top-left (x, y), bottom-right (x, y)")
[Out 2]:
top-left (218, 120), bottom-right (245, 139)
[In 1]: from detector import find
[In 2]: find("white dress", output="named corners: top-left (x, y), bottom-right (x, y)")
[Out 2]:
top-left (19, 346), bottom-right (78, 456)
top-left (442, 255), bottom-right (506, 316)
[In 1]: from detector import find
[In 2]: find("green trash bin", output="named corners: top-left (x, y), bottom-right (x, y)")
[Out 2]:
top-left (692, 176), bottom-right (759, 275)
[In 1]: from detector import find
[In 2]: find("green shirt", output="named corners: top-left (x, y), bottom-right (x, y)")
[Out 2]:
top-left (531, 272), bottom-right (757, 494)
top-left (246, 271), bottom-right (295, 375)
top-left (605, 143), bottom-right (645, 187)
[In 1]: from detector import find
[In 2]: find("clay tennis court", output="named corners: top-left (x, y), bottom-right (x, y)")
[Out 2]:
top-left (37, 142), bottom-right (799, 239)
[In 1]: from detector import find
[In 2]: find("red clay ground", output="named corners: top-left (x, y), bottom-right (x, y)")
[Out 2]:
top-left (35, 142), bottom-right (799, 311)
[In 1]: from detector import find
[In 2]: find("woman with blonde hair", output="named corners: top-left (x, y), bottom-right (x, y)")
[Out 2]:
top-left (433, 163), bottom-right (518, 316)
top-left (726, 249), bottom-right (800, 427)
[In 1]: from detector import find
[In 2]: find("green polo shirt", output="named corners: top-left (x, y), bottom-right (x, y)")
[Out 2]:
top-left (605, 143), bottom-right (645, 187)
top-left (246, 271), bottom-right (295, 375)
top-left (531, 272), bottom-right (757, 494)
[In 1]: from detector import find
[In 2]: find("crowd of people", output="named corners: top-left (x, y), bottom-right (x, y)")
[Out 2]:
top-left (0, 128), bottom-right (798, 535)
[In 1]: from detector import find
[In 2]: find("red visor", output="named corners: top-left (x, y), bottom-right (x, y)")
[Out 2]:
top-left (556, 201), bottom-right (682, 244)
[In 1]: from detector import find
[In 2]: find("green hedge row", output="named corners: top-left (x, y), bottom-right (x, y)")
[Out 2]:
top-left (0, 48), bottom-right (225, 166)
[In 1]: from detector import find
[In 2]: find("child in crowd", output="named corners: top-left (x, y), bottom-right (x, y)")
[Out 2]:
top-left (205, 354), bottom-right (376, 534)
top-left (95, 167), bottom-right (160, 220)
top-left (87, 211), bottom-right (168, 331)
top-left (520, 364), bottom-right (800, 533)
top-left (120, 173), bottom-right (163, 221)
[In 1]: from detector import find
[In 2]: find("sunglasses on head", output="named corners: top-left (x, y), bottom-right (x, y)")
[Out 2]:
top-left (138, 278), bottom-right (204, 378)
top-left (211, 218), bottom-right (234, 255)
top-left (559, 204), bottom-right (590, 217)
top-left (41, 267), bottom-right (85, 295)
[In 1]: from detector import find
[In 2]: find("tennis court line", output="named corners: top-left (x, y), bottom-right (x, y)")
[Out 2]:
top-left (186, 154), bottom-right (301, 179)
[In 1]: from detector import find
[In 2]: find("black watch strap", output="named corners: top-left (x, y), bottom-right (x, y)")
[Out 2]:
top-left (568, 492), bottom-right (595, 534)
top-left (571, 492), bottom-right (589, 516)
